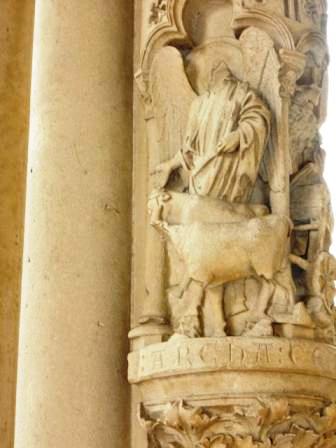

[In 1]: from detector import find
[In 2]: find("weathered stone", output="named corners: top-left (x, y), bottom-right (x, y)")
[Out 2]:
top-left (130, 1), bottom-right (336, 446)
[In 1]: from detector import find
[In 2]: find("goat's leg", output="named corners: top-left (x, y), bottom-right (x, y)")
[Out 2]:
top-left (203, 285), bottom-right (227, 337)
top-left (176, 280), bottom-right (204, 338)
top-left (176, 272), bottom-right (192, 299)
top-left (249, 279), bottom-right (274, 323)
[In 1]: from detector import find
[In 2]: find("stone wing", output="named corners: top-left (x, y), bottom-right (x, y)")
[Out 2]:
top-left (149, 46), bottom-right (197, 163)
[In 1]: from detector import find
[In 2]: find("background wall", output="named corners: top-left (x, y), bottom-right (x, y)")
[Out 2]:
top-left (0, 2), bottom-right (34, 447)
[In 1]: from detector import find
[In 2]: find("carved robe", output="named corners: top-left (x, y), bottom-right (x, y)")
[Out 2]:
top-left (180, 80), bottom-right (271, 203)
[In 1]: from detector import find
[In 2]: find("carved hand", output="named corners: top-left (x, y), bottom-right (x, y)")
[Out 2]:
top-left (217, 131), bottom-right (240, 154)
top-left (151, 160), bottom-right (175, 188)
top-left (151, 152), bottom-right (182, 188)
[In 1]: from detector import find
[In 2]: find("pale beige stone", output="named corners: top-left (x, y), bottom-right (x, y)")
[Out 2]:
top-left (131, 0), bottom-right (332, 342)
top-left (129, 336), bottom-right (336, 445)
top-left (14, 1), bottom-right (133, 447)
top-left (130, 1), bottom-right (336, 446)
top-left (3, 0), bottom-right (333, 446)
top-left (141, 400), bottom-right (336, 447)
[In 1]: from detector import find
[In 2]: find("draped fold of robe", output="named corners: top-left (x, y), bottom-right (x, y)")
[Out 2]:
top-left (179, 80), bottom-right (271, 203)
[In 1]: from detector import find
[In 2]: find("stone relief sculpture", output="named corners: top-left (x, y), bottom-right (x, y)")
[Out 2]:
top-left (131, 2), bottom-right (334, 340)
top-left (149, 45), bottom-right (278, 337)
top-left (133, 0), bottom-right (335, 341)
top-left (129, 1), bottom-right (336, 446)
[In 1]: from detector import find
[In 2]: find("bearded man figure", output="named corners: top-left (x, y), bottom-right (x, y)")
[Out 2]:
top-left (152, 55), bottom-right (272, 337)
top-left (155, 59), bottom-right (271, 204)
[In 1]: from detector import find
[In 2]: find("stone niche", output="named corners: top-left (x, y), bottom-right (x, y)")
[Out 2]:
top-left (129, 0), bottom-right (336, 446)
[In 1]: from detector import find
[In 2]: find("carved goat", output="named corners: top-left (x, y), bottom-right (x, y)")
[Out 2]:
top-left (149, 189), bottom-right (292, 322)
top-left (148, 189), bottom-right (269, 227)
top-left (155, 214), bottom-right (290, 289)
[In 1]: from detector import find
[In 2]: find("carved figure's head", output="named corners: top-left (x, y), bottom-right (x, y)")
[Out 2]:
top-left (208, 60), bottom-right (234, 90)
top-left (183, 0), bottom-right (234, 46)
top-left (186, 45), bottom-right (235, 94)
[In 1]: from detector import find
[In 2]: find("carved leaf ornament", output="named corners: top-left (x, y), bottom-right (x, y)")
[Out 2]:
top-left (141, 401), bottom-right (336, 447)
top-left (150, 0), bottom-right (168, 25)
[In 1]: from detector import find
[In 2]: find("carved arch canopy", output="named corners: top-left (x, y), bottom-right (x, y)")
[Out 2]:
top-left (138, 0), bottom-right (310, 87)
top-left (138, 0), bottom-right (244, 93)
top-left (136, 0), bottom-right (312, 156)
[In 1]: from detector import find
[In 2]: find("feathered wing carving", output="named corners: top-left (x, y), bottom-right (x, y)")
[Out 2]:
top-left (239, 27), bottom-right (285, 197)
top-left (149, 46), bottom-right (197, 165)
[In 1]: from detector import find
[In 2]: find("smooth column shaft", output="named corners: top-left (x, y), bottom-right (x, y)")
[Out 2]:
top-left (15, 1), bottom-right (133, 447)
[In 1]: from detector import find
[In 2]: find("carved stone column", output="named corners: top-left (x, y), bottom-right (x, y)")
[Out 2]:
top-left (14, 1), bottom-right (133, 447)
top-left (129, 1), bottom-right (336, 447)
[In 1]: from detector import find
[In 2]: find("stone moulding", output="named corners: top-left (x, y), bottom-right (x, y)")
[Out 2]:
top-left (129, 337), bottom-right (336, 412)
top-left (128, 337), bottom-right (336, 384)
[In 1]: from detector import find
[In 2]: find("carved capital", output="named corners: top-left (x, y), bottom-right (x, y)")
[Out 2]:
top-left (141, 400), bottom-right (336, 447)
